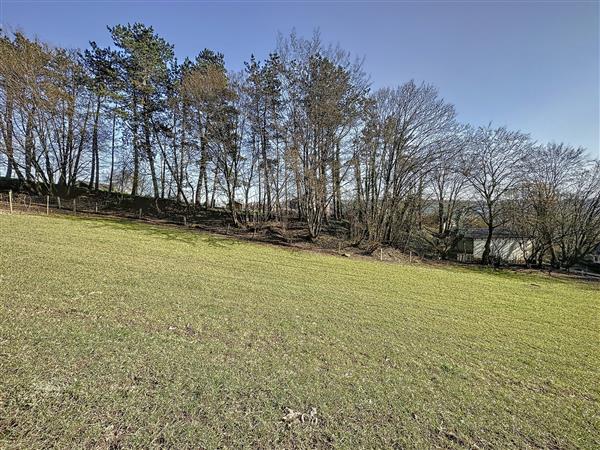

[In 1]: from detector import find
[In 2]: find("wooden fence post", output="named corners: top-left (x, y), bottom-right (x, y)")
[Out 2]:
top-left (183, 216), bottom-right (187, 226)
top-left (46, 195), bottom-right (49, 215)
top-left (138, 208), bottom-right (142, 219)
top-left (380, 248), bottom-right (383, 261)
top-left (73, 198), bottom-right (76, 214)
top-left (57, 196), bottom-right (61, 209)
top-left (95, 202), bottom-right (98, 213)
top-left (8, 190), bottom-right (13, 214)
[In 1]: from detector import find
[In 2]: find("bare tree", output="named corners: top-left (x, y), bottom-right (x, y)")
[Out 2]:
top-left (510, 143), bottom-right (588, 266)
top-left (352, 82), bottom-right (457, 248)
top-left (277, 31), bottom-right (368, 238)
top-left (425, 132), bottom-right (469, 257)
top-left (554, 161), bottom-right (600, 268)
top-left (2, 24), bottom-right (598, 271)
top-left (463, 125), bottom-right (530, 264)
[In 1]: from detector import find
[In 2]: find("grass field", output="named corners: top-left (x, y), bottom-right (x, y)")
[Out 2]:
top-left (0, 213), bottom-right (598, 448)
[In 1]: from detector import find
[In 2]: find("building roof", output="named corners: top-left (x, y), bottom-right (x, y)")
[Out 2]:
top-left (462, 228), bottom-right (523, 240)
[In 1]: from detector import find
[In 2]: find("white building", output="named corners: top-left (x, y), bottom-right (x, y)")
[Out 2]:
top-left (455, 229), bottom-right (532, 263)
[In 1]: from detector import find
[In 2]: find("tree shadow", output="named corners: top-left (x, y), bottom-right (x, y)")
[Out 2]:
top-left (203, 234), bottom-right (239, 248)
top-left (78, 216), bottom-right (239, 249)
top-left (435, 261), bottom-right (584, 287)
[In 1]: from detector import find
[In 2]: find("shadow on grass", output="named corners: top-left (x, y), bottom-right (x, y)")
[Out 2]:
top-left (50, 215), bottom-right (600, 290)
top-left (435, 261), bottom-right (600, 289)
top-left (71, 215), bottom-right (240, 249)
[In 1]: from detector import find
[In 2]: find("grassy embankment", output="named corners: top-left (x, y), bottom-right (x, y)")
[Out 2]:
top-left (1, 214), bottom-right (598, 448)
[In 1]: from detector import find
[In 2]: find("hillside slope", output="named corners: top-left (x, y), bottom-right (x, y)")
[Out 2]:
top-left (1, 214), bottom-right (598, 448)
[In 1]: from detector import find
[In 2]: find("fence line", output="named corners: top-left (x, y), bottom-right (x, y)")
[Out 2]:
top-left (0, 191), bottom-right (123, 219)
top-left (0, 191), bottom-right (296, 233)
top-left (0, 192), bottom-right (202, 228)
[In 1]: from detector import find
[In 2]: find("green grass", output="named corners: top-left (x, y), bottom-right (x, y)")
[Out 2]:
top-left (1, 213), bottom-right (599, 449)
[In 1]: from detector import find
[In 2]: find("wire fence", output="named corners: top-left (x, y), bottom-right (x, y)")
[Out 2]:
top-left (0, 189), bottom-right (245, 231)
top-left (0, 190), bottom-right (140, 219)
top-left (0, 190), bottom-right (301, 228)
top-left (0, 189), bottom-right (295, 247)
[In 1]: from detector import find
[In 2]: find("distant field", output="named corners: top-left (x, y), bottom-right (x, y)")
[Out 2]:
top-left (0, 213), bottom-right (598, 448)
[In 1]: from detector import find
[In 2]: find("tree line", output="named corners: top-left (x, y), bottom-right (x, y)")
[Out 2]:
top-left (1, 25), bottom-right (598, 267)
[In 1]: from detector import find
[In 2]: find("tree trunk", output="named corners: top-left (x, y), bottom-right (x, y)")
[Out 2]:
top-left (131, 97), bottom-right (140, 196)
top-left (145, 126), bottom-right (160, 200)
top-left (24, 109), bottom-right (35, 182)
top-left (333, 141), bottom-right (342, 220)
top-left (482, 224), bottom-right (494, 265)
top-left (3, 95), bottom-right (15, 178)
top-left (196, 118), bottom-right (209, 208)
top-left (261, 115), bottom-right (272, 218)
top-left (179, 105), bottom-right (186, 202)
top-left (95, 136), bottom-right (100, 190)
top-left (89, 98), bottom-right (101, 190)
top-left (438, 199), bottom-right (445, 234)
top-left (141, 99), bottom-right (160, 200)
top-left (210, 167), bottom-right (218, 207)
top-left (161, 157), bottom-right (166, 199)
top-left (108, 113), bottom-right (116, 193)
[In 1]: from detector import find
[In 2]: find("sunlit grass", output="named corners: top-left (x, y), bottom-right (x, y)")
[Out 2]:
top-left (1, 213), bottom-right (598, 448)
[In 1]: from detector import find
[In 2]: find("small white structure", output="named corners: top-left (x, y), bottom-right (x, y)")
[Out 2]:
top-left (473, 237), bottom-right (532, 263)
top-left (456, 229), bottom-right (532, 263)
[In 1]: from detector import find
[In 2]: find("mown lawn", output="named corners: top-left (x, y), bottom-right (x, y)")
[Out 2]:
top-left (0, 213), bottom-right (598, 449)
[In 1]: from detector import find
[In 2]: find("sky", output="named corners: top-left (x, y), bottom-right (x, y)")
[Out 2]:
top-left (1, 0), bottom-right (598, 157)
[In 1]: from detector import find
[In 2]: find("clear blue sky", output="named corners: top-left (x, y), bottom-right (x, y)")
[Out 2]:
top-left (1, 0), bottom-right (598, 156)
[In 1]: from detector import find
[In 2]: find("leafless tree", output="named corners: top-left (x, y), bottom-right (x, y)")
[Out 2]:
top-left (462, 125), bottom-right (530, 264)
top-left (352, 82), bottom-right (457, 249)
top-left (554, 160), bottom-right (600, 268)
